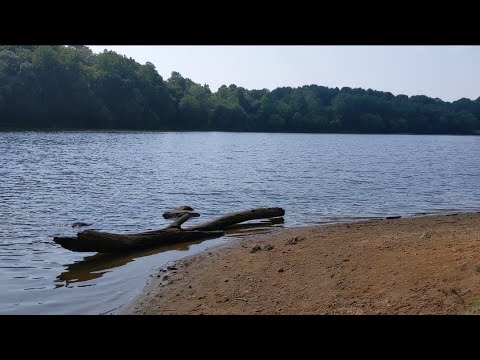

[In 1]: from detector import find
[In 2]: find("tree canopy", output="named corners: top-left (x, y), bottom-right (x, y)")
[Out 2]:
top-left (1, 45), bottom-right (479, 134)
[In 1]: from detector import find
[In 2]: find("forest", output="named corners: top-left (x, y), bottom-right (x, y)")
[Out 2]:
top-left (1, 45), bottom-right (479, 134)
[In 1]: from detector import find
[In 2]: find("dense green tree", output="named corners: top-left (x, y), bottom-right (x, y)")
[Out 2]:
top-left (0, 46), bottom-right (478, 134)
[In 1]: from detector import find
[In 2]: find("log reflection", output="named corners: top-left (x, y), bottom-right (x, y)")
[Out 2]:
top-left (55, 221), bottom-right (283, 286)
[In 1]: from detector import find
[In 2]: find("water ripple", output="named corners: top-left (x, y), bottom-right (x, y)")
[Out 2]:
top-left (0, 131), bottom-right (479, 314)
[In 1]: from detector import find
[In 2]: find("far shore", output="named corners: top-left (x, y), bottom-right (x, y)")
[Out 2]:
top-left (121, 212), bottom-right (480, 315)
top-left (1, 128), bottom-right (479, 136)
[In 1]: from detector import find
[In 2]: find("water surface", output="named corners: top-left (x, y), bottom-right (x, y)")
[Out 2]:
top-left (1, 132), bottom-right (479, 314)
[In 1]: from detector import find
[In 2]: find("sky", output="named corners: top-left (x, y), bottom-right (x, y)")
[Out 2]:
top-left (88, 46), bottom-right (480, 102)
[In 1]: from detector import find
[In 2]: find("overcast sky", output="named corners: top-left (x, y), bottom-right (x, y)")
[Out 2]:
top-left (88, 46), bottom-right (480, 102)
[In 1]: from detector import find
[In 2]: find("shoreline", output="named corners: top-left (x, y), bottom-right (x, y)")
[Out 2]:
top-left (120, 212), bottom-right (480, 315)
top-left (2, 129), bottom-right (479, 137)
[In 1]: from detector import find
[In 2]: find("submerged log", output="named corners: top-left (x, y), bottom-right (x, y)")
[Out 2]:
top-left (163, 206), bottom-right (199, 219)
top-left (53, 206), bottom-right (285, 253)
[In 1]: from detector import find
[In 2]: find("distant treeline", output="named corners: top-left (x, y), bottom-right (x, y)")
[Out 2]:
top-left (1, 45), bottom-right (479, 134)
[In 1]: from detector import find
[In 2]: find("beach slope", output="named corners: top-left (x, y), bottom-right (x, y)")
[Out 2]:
top-left (122, 213), bottom-right (480, 315)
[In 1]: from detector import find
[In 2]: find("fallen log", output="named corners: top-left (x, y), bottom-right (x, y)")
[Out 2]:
top-left (53, 206), bottom-right (285, 253)
top-left (188, 208), bottom-right (285, 231)
top-left (223, 217), bottom-right (284, 232)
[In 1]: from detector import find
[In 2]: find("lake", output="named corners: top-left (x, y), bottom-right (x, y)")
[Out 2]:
top-left (0, 131), bottom-right (479, 314)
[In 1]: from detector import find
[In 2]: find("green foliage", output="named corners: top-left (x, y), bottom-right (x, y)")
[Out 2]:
top-left (0, 45), bottom-right (479, 134)
top-left (0, 46), bottom-right (175, 129)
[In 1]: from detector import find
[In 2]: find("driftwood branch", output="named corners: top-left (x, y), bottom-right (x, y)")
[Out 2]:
top-left (167, 212), bottom-right (199, 229)
top-left (53, 206), bottom-right (285, 253)
top-left (188, 208), bottom-right (285, 231)
top-left (163, 206), bottom-right (201, 229)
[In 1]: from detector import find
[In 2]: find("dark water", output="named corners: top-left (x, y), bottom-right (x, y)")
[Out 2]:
top-left (0, 131), bottom-right (479, 314)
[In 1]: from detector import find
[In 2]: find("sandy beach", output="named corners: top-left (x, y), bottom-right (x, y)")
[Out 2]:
top-left (122, 212), bottom-right (480, 315)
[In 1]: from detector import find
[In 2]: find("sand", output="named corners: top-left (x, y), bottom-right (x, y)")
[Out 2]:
top-left (122, 213), bottom-right (480, 315)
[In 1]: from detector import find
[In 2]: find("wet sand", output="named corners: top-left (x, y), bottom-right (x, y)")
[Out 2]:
top-left (122, 213), bottom-right (480, 315)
